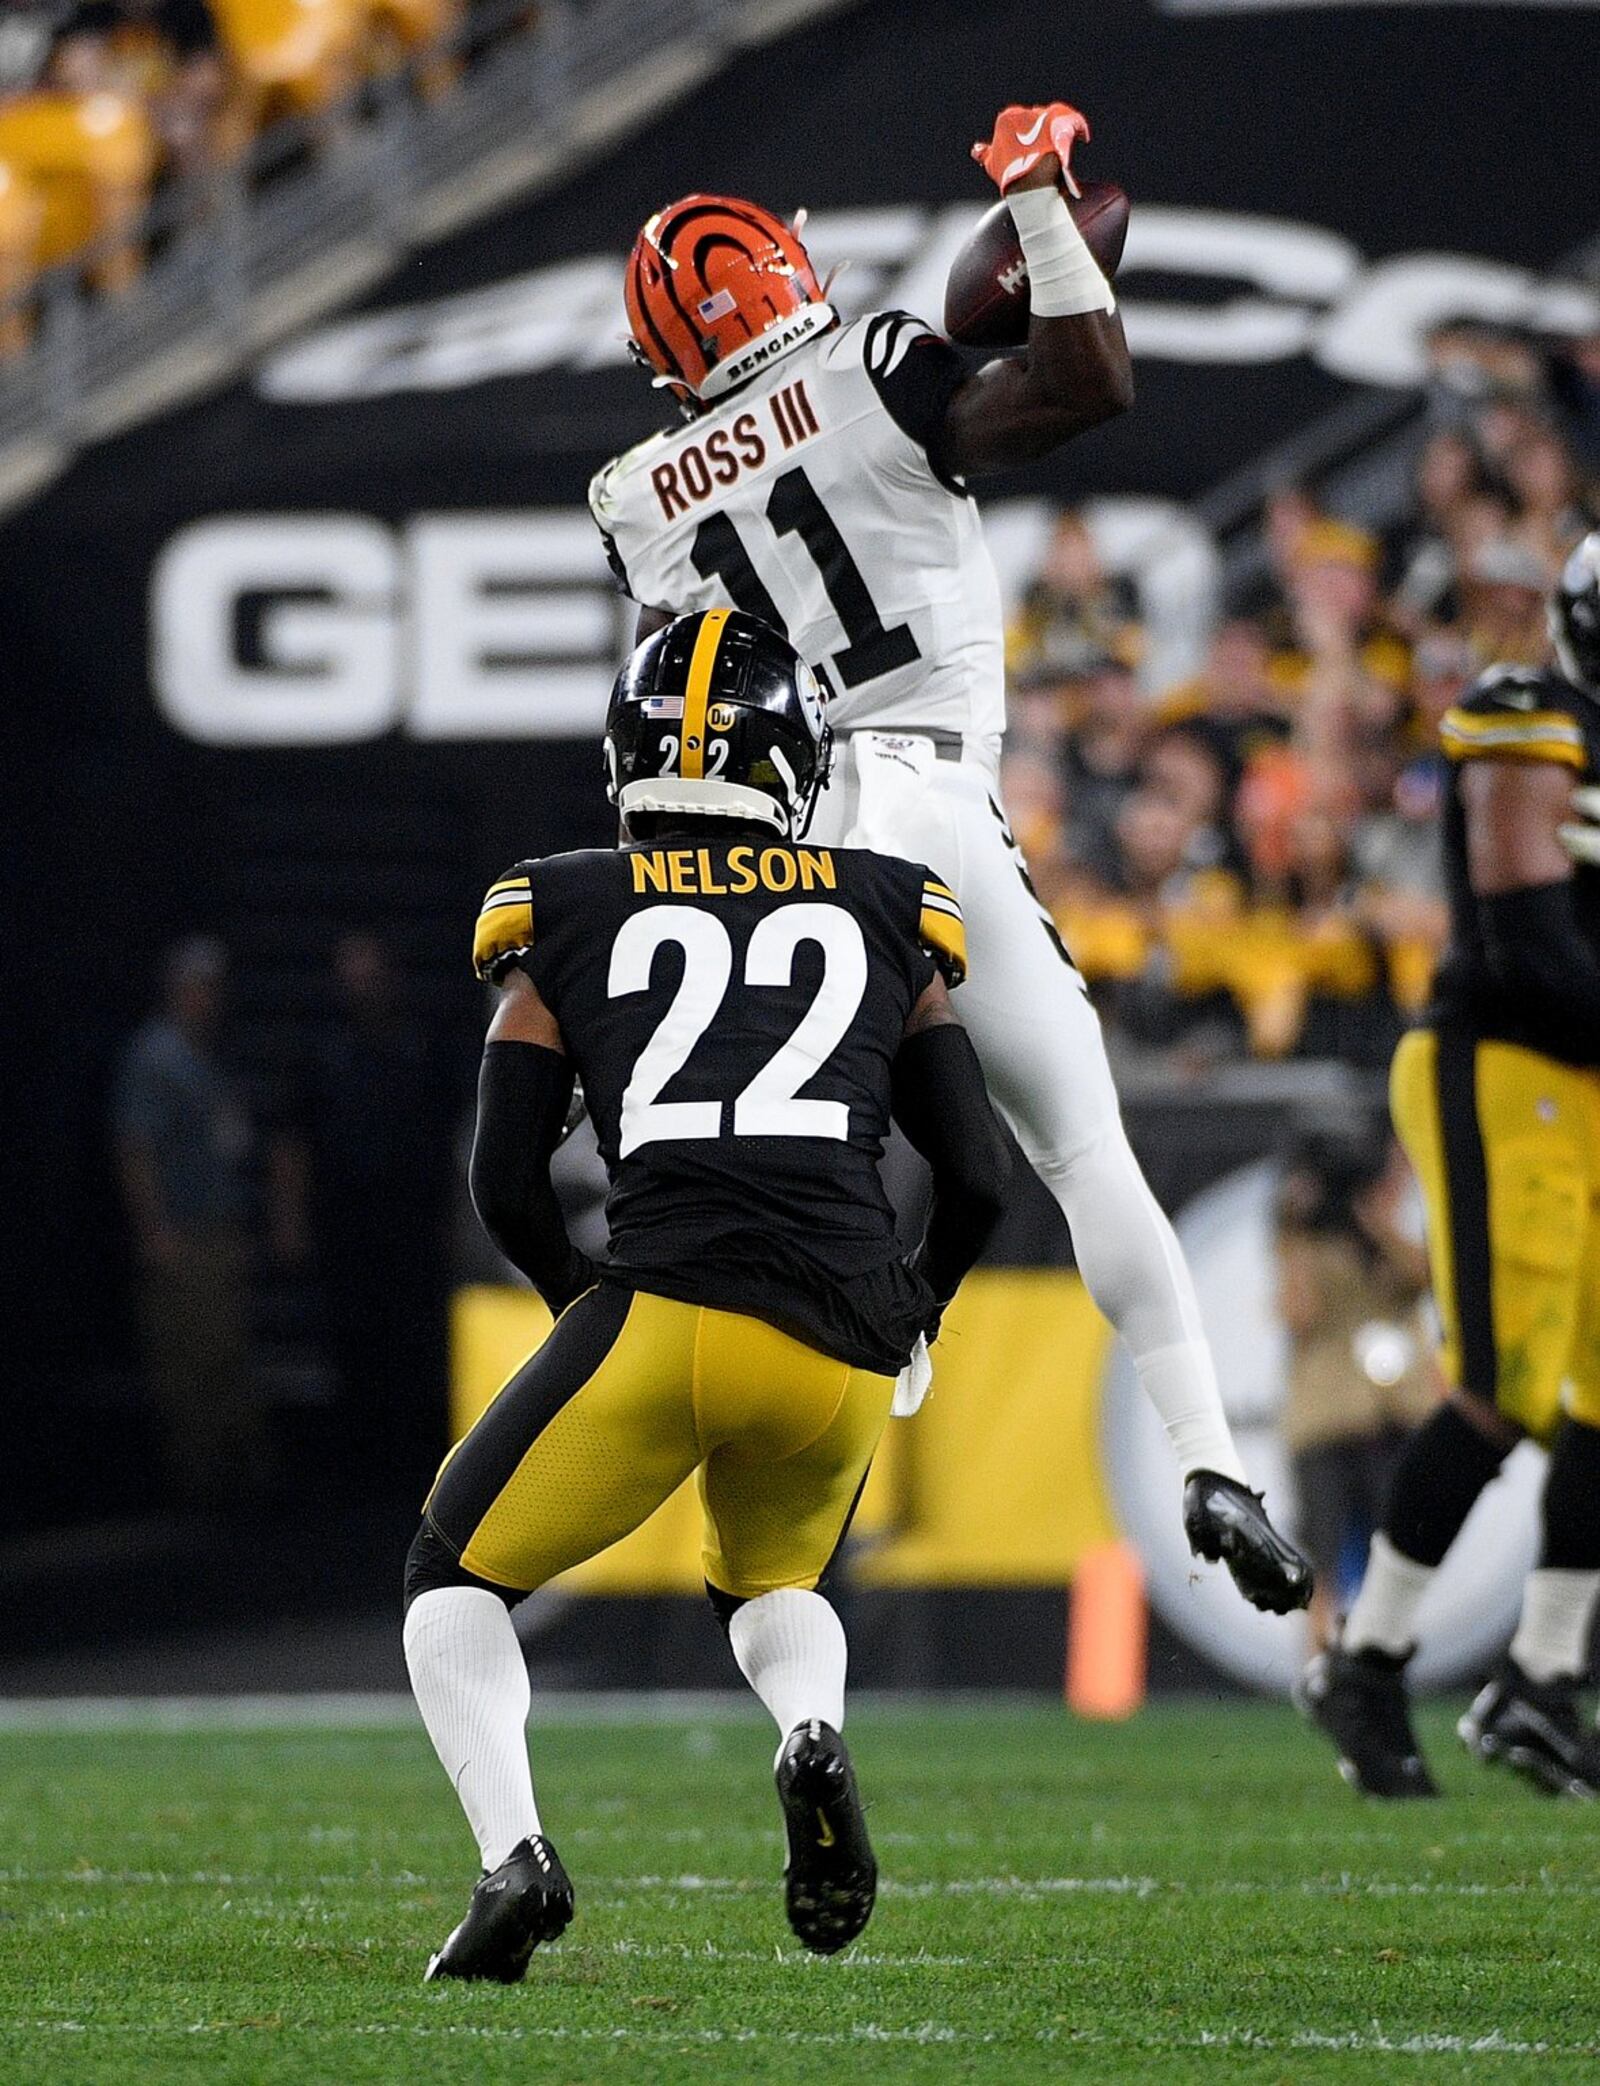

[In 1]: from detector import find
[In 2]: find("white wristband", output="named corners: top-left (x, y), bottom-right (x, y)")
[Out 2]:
top-left (1005, 184), bottom-right (1115, 319)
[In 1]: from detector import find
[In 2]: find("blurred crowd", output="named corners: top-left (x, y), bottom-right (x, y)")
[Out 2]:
top-left (0, 0), bottom-right (534, 339)
top-left (111, 930), bottom-right (461, 1515)
top-left (99, 316), bottom-right (1600, 1523)
top-left (1001, 324), bottom-right (1600, 1074)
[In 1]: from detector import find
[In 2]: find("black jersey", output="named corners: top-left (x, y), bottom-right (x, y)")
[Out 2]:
top-left (1430, 664), bottom-right (1600, 1065)
top-left (472, 835), bottom-right (968, 1373)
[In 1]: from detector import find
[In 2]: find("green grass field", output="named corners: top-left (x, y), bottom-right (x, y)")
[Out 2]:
top-left (2, 1700), bottom-right (1598, 2084)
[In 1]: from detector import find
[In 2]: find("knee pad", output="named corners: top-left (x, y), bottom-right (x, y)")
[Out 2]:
top-left (403, 1519), bottom-right (519, 1615)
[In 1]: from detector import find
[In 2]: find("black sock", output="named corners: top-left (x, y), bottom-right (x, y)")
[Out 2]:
top-left (1383, 1401), bottom-right (1509, 1567)
top-left (1540, 1416), bottom-right (1600, 1571)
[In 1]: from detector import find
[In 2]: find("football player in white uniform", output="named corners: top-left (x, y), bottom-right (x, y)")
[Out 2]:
top-left (588, 101), bottom-right (1310, 1614)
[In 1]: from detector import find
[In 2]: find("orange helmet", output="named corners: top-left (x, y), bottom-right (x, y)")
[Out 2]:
top-left (625, 194), bottom-right (831, 406)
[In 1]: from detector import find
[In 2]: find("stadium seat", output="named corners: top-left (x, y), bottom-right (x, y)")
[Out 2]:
top-left (211, 0), bottom-right (365, 127)
top-left (0, 93), bottom-right (157, 293)
top-left (359, 0), bottom-right (464, 103)
top-left (0, 159), bottom-right (44, 356)
top-left (362, 0), bottom-right (462, 82)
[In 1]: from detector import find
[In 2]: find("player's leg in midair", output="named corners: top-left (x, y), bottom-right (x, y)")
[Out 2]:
top-left (827, 738), bottom-right (1310, 1613)
top-left (698, 1307), bottom-right (895, 1954)
top-left (403, 1287), bottom-right (704, 1980)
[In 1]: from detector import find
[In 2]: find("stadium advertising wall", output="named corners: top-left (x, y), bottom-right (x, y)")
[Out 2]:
top-left (3, 1), bottom-right (1594, 1658)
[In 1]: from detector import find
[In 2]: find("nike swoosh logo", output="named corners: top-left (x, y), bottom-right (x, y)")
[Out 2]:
top-left (816, 1810), bottom-right (836, 1849)
top-left (1016, 112), bottom-right (1049, 145)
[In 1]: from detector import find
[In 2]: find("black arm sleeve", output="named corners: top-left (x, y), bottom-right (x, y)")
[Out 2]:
top-left (468, 1041), bottom-right (599, 1313)
top-left (891, 1021), bottom-right (1012, 1322)
top-left (862, 312), bottom-right (972, 491)
top-left (1478, 882), bottom-right (1600, 1062)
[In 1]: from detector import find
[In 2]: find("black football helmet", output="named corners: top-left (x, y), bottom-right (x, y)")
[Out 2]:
top-left (1552, 531), bottom-right (1600, 697)
top-left (604, 610), bottom-right (832, 838)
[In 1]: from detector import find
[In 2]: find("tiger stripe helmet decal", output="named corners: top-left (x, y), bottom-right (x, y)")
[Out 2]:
top-left (919, 875), bottom-right (968, 986)
top-left (473, 868), bottom-right (535, 982)
top-left (625, 193), bottom-right (829, 404)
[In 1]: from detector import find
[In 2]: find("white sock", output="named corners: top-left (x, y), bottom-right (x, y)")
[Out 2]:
top-left (728, 1589), bottom-right (847, 1762)
top-left (1510, 1568), bottom-right (1600, 1684)
top-left (1343, 1532), bottom-right (1435, 1657)
top-left (403, 1587), bottom-right (541, 1870)
top-left (1135, 1343), bottom-right (1248, 1487)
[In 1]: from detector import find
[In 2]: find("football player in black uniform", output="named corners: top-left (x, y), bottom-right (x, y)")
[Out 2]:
top-left (1303, 535), bottom-right (1600, 1798)
top-left (403, 611), bottom-right (1016, 1979)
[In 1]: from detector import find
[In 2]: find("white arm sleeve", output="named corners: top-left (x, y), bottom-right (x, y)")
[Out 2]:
top-left (1042, 1124), bottom-right (1246, 1484)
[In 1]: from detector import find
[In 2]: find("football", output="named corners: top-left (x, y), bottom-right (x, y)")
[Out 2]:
top-left (943, 179), bottom-right (1131, 347)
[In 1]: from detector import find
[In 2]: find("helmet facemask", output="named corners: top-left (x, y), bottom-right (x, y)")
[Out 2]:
top-left (1552, 533), bottom-right (1600, 699)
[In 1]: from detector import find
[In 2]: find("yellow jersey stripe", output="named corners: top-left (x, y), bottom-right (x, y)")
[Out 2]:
top-left (925, 878), bottom-right (958, 905)
top-left (1440, 707), bottom-right (1586, 768)
top-left (681, 608), bottom-right (732, 781)
top-left (473, 896), bottom-right (534, 979)
top-left (919, 901), bottom-right (969, 986)
top-left (1440, 706), bottom-right (1583, 739)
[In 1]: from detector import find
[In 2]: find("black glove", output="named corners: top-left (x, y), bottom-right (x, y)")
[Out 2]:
top-left (1182, 1471), bottom-right (1314, 1616)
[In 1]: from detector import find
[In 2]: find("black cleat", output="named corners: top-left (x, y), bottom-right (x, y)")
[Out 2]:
top-left (1459, 1659), bottom-right (1600, 1798)
top-left (1183, 1471), bottom-right (1314, 1615)
top-left (775, 1720), bottom-right (877, 1955)
top-left (1297, 1643), bottom-right (1438, 1799)
top-left (424, 1834), bottom-right (574, 1983)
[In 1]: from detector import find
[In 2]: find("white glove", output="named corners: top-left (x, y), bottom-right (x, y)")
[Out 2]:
top-left (892, 1333), bottom-right (934, 1418)
top-left (1558, 785), bottom-right (1600, 866)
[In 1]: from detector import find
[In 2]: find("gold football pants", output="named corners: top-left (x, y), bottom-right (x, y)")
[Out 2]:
top-left (1391, 1028), bottom-right (1600, 1441)
top-left (423, 1284), bottom-right (896, 1601)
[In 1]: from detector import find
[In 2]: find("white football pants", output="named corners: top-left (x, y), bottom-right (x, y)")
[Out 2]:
top-left (808, 729), bottom-right (1242, 1483)
top-left (809, 729), bottom-right (1120, 1166)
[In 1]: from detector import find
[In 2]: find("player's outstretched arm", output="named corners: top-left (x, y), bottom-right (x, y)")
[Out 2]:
top-left (890, 979), bottom-right (1012, 1323)
top-left (942, 104), bottom-right (1134, 479)
top-left (469, 971), bottom-right (599, 1313)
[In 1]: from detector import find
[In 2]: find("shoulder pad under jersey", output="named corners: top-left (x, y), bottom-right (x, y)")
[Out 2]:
top-left (1439, 666), bottom-right (1587, 768)
top-left (917, 869), bottom-right (968, 987)
top-left (588, 429), bottom-right (674, 525)
top-left (472, 861), bottom-right (536, 982)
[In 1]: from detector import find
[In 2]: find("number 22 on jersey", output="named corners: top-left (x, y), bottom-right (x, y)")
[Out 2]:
top-left (608, 903), bottom-right (868, 1155)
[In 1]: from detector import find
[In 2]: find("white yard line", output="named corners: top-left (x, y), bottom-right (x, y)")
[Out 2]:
top-left (0, 1690), bottom-right (1061, 1732)
top-left (0, 1692), bottom-right (768, 1732)
top-left (5, 1866), bottom-right (1599, 1902)
top-left (6, 2019), bottom-right (1593, 2058)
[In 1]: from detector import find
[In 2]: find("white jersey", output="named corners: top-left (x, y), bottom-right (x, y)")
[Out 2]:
top-left (589, 312), bottom-right (1006, 740)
